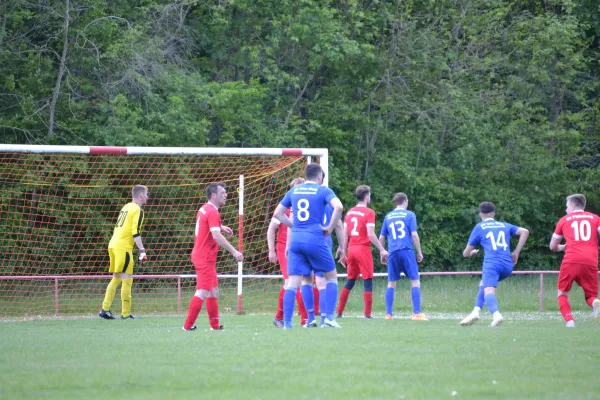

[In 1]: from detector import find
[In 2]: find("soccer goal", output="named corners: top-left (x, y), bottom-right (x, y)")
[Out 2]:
top-left (0, 144), bottom-right (328, 316)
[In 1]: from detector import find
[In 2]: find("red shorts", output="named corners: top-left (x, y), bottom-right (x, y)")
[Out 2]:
top-left (194, 261), bottom-right (218, 291)
top-left (347, 246), bottom-right (374, 280)
top-left (558, 262), bottom-right (598, 299)
top-left (277, 242), bottom-right (289, 279)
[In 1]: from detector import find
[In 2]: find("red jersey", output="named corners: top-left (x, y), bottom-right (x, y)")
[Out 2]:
top-left (344, 206), bottom-right (376, 247)
top-left (553, 211), bottom-right (600, 267)
top-left (273, 210), bottom-right (291, 245)
top-left (191, 202), bottom-right (222, 264)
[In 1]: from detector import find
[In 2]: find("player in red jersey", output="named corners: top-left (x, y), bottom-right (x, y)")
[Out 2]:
top-left (183, 182), bottom-right (243, 331)
top-left (267, 177), bottom-right (310, 328)
top-left (549, 194), bottom-right (600, 327)
top-left (336, 185), bottom-right (388, 319)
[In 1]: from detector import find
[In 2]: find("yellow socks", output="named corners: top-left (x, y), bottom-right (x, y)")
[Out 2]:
top-left (102, 278), bottom-right (122, 311)
top-left (121, 278), bottom-right (133, 317)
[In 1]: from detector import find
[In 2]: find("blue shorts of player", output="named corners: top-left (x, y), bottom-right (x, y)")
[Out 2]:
top-left (482, 262), bottom-right (513, 288)
top-left (387, 250), bottom-right (419, 281)
top-left (288, 241), bottom-right (336, 277)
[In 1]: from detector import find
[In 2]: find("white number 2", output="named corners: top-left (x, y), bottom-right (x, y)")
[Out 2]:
top-left (486, 231), bottom-right (507, 251)
top-left (571, 220), bottom-right (591, 241)
top-left (297, 199), bottom-right (310, 221)
top-left (350, 217), bottom-right (359, 236)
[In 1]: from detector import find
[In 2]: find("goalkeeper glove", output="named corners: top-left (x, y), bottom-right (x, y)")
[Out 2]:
top-left (138, 249), bottom-right (147, 262)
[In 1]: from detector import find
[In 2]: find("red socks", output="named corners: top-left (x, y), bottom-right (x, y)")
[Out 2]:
top-left (275, 287), bottom-right (285, 320)
top-left (558, 295), bottom-right (573, 322)
top-left (364, 292), bottom-right (373, 318)
top-left (206, 297), bottom-right (220, 329)
top-left (184, 296), bottom-right (203, 330)
top-left (296, 289), bottom-right (308, 324)
top-left (337, 287), bottom-right (351, 316)
top-left (586, 297), bottom-right (598, 308)
top-left (313, 287), bottom-right (320, 315)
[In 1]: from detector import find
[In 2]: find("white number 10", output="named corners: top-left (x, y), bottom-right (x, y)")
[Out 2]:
top-left (571, 220), bottom-right (591, 241)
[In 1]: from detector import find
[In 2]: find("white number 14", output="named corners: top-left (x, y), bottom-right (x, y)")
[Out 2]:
top-left (486, 231), bottom-right (507, 251)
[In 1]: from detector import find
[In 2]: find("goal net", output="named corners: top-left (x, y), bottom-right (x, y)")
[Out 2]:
top-left (0, 145), bottom-right (327, 317)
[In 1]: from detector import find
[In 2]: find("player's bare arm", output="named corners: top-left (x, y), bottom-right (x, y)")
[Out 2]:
top-left (511, 227), bottom-right (529, 265)
top-left (411, 231), bottom-right (424, 263)
top-left (322, 197), bottom-right (343, 235)
top-left (134, 236), bottom-right (147, 261)
top-left (378, 235), bottom-right (387, 264)
top-left (368, 225), bottom-right (388, 257)
top-left (221, 225), bottom-right (233, 237)
top-left (273, 204), bottom-right (292, 228)
top-left (549, 236), bottom-right (564, 252)
top-left (463, 244), bottom-right (479, 258)
top-left (267, 218), bottom-right (279, 263)
top-left (211, 230), bottom-right (243, 261)
top-left (334, 219), bottom-right (346, 266)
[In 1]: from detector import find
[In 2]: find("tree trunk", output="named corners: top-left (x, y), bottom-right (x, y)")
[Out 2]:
top-left (48, 0), bottom-right (70, 140)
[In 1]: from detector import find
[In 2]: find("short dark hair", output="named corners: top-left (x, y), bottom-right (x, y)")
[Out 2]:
top-left (206, 182), bottom-right (226, 199)
top-left (393, 193), bottom-right (407, 205)
top-left (305, 163), bottom-right (324, 180)
top-left (479, 202), bottom-right (496, 214)
top-left (567, 194), bottom-right (586, 209)
top-left (355, 185), bottom-right (371, 201)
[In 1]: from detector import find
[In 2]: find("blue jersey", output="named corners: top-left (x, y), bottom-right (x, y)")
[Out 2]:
top-left (281, 182), bottom-right (337, 244)
top-left (467, 219), bottom-right (519, 268)
top-left (380, 208), bottom-right (418, 253)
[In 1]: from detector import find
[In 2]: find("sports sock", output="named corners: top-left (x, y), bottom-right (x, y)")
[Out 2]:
top-left (296, 289), bottom-right (308, 323)
top-left (385, 287), bottom-right (395, 315)
top-left (363, 292), bottom-right (373, 317)
top-left (586, 297), bottom-right (598, 308)
top-left (319, 288), bottom-right (326, 325)
top-left (206, 297), bottom-right (220, 329)
top-left (283, 287), bottom-right (298, 328)
top-left (484, 293), bottom-right (499, 314)
top-left (184, 295), bottom-right (203, 329)
top-left (337, 287), bottom-right (351, 315)
top-left (411, 286), bottom-right (421, 314)
top-left (102, 277), bottom-right (122, 311)
top-left (325, 280), bottom-right (338, 320)
top-left (275, 287), bottom-right (285, 320)
top-left (558, 295), bottom-right (573, 322)
top-left (313, 286), bottom-right (320, 315)
top-left (301, 284), bottom-right (315, 323)
top-left (475, 285), bottom-right (485, 309)
top-left (121, 278), bottom-right (133, 317)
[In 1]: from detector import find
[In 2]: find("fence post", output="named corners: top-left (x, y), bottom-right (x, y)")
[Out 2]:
top-left (177, 276), bottom-right (181, 314)
top-left (54, 278), bottom-right (59, 316)
top-left (539, 273), bottom-right (544, 312)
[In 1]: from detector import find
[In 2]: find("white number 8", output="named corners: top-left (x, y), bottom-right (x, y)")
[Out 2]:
top-left (297, 199), bottom-right (310, 221)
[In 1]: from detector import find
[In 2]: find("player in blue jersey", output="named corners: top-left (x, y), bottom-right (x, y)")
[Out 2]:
top-left (460, 202), bottom-right (529, 327)
top-left (379, 193), bottom-right (426, 320)
top-left (274, 163), bottom-right (344, 328)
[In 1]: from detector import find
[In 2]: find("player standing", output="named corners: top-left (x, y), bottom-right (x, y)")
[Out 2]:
top-left (274, 163), bottom-right (343, 329)
top-left (379, 193), bottom-right (425, 320)
top-left (549, 194), bottom-right (600, 327)
top-left (337, 185), bottom-right (388, 319)
top-left (267, 177), bottom-right (309, 328)
top-left (183, 183), bottom-right (243, 331)
top-left (461, 202), bottom-right (529, 327)
top-left (100, 185), bottom-right (149, 320)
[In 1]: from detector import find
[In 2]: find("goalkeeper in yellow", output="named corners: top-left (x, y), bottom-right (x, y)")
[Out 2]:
top-left (99, 185), bottom-right (149, 320)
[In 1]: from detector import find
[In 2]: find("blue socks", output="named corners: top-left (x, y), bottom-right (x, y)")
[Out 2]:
top-left (411, 286), bottom-right (421, 314)
top-left (385, 287), bottom-right (394, 315)
top-left (283, 287), bottom-right (298, 328)
top-left (325, 280), bottom-right (338, 320)
top-left (301, 284), bottom-right (315, 323)
top-left (475, 286), bottom-right (484, 309)
top-left (484, 293), bottom-right (499, 314)
top-left (319, 289), bottom-right (326, 326)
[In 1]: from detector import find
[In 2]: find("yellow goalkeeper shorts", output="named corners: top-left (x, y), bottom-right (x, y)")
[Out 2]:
top-left (108, 248), bottom-right (134, 275)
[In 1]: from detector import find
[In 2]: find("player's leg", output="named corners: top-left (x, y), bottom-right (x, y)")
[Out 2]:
top-left (300, 273), bottom-right (316, 326)
top-left (460, 280), bottom-right (484, 326)
top-left (386, 252), bottom-right (400, 319)
top-left (578, 264), bottom-right (600, 323)
top-left (313, 284), bottom-right (320, 316)
top-left (557, 264), bottom-right (575, 327)
top-left (314, 274), bottom-right (327, 326)
top-left (274, 243), bottom-right (288, 327)
top-left (119, 252), bottom-right (134, 319)
top-left (360, 249), bottom-right (374, 319)
top-left (403, 251), bottom-right (426, 320)
top-left (482, 264), bottom-right (503, 327)
top-left (308, 243), bottom-right (340, 327)
top-left (183, 263), bottom-right (210, 331)
top-left (337, 247), bottom-right (359, 317)
top-left (206, 283), bottom-right (223, 330)
top-left (100, 248), bottom-right (121, 319)
top-left (284, 243), bottom-right (310, 328)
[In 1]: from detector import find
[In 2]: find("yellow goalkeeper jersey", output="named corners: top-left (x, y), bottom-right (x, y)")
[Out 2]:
top-left (108, 202), bottom-right (144, 250)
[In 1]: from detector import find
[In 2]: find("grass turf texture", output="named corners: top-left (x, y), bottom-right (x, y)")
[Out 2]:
top-left (0, 313), bottom-right (598, 399)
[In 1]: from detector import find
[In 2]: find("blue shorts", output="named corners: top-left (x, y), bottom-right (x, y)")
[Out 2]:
top-left (482, 263), bottom-right (513, 288)
top-left (288, 242), bottom-right (336, 277)
top-left (387, 250), bottom-right (419, 281)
